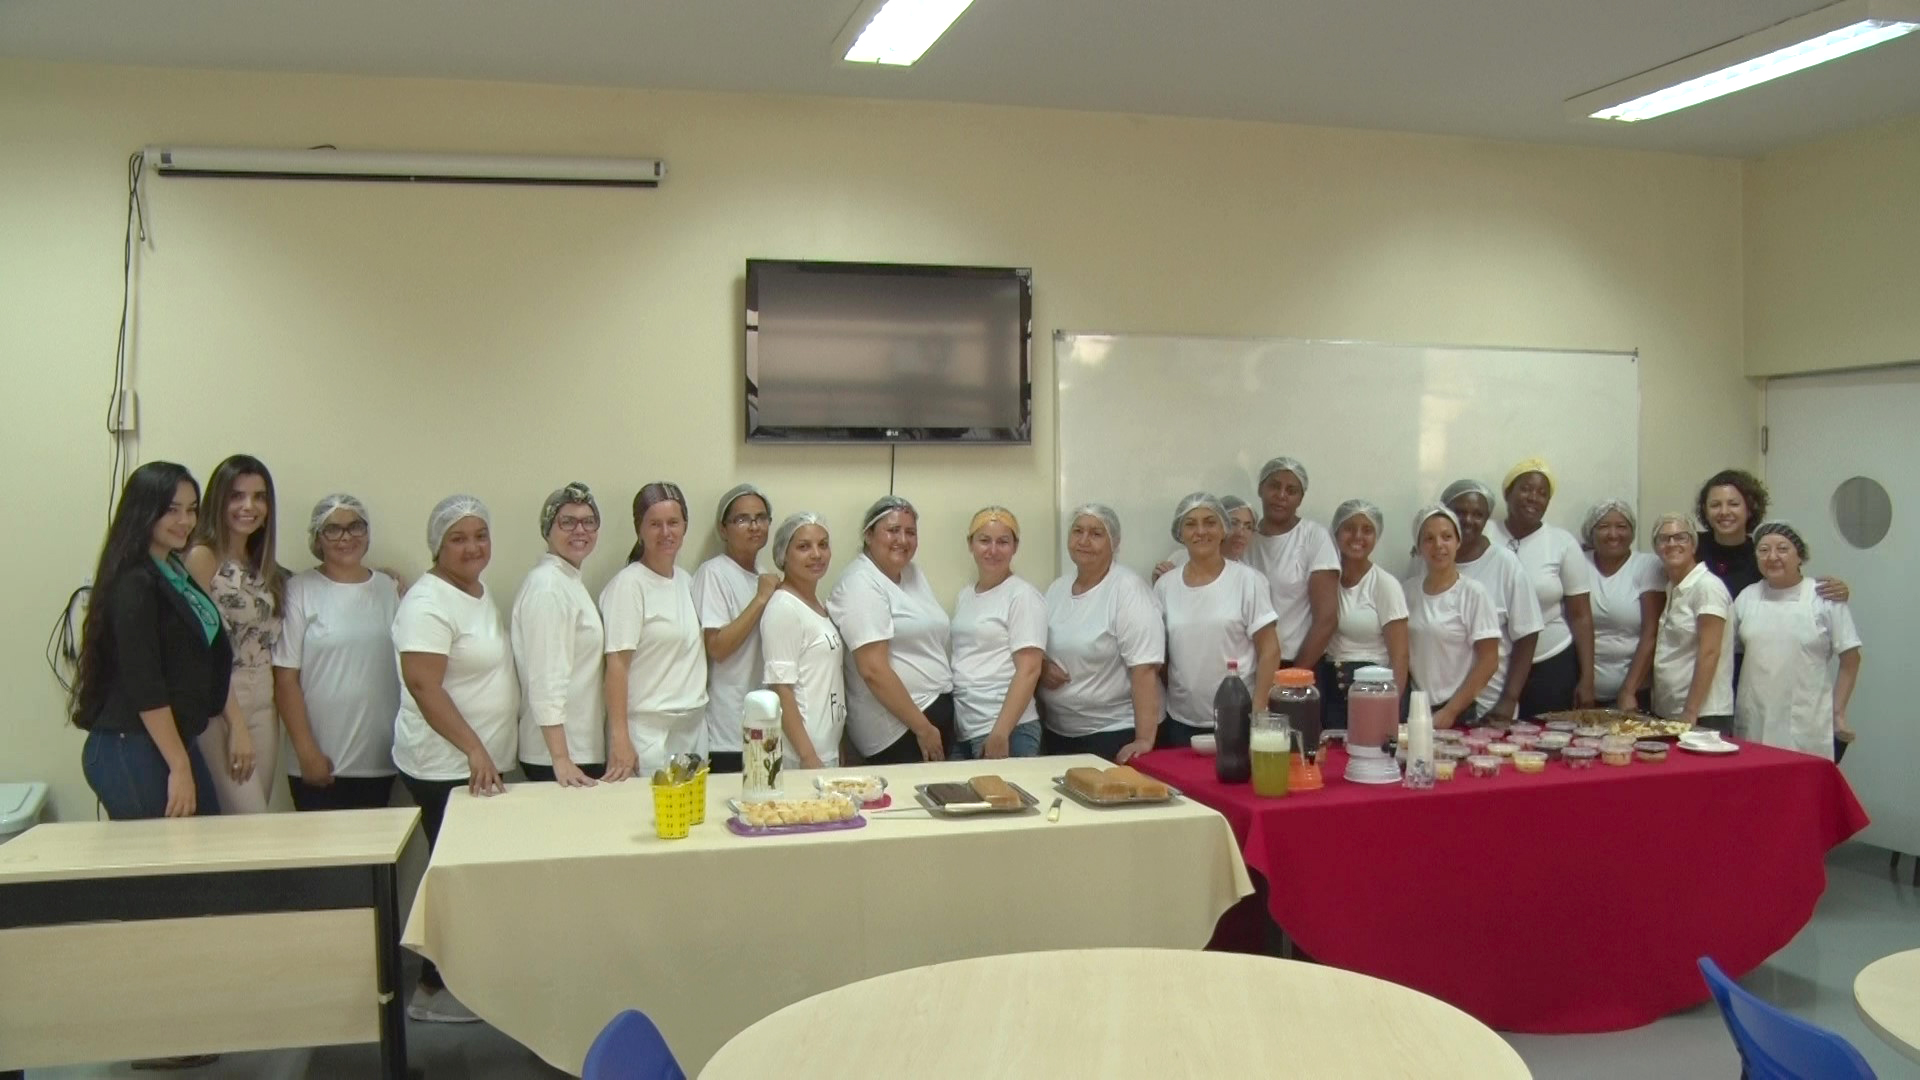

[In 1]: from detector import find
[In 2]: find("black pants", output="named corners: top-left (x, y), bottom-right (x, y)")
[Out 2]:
top-left (1042, 727), bottom-right (1136, 762)
top-left (864, 694), bottom-right (957, 764)
top-left (1156, 717), bottom-right (1210, 749)
top-left (398, 772), bottom-right (469, 992)
top-left (706, 751), bottom-right (743, 775)
top-left (1517, 646), bottom-right (1580, 717)
top-left (518, 761), bottom-right (607, 783)
top-left (289, 774), bottom-right (397, 811)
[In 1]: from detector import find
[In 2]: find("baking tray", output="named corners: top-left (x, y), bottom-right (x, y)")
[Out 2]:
top-left (725, 797), bottom-right (867, 836)
top-left (912, 781), bottom-right (1039, 816)
top-left (1051, 776), bottom-right (1183, 808)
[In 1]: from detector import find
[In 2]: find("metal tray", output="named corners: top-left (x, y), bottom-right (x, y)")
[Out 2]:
top-left (1051, 776), bottom-right (1183, 808)
top-left (912, 781), bottom-right (1040, 816)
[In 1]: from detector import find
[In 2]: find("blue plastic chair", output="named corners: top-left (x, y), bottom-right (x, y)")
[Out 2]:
top-left (1697, 957), bottom-right (1876, 1080)
top-left (581, 1008), bottom-right (686, 1080)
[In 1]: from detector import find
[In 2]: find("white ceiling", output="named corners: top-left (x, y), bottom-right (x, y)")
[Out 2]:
top-left (6, 0), bottom-right (1919, 158)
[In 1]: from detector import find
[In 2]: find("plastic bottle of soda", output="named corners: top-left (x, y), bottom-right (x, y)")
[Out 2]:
top-left (1214, 659), bottom-right (1253, 783)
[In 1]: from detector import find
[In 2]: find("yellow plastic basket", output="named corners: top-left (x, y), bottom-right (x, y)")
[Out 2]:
top-left (651, 781), bottom-right (699, 840)
top-left (690, 767), bottom-right (710, 825)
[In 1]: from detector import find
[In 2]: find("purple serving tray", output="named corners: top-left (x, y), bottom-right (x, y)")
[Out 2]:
top-left (725, 813), bottom-right (868, 838)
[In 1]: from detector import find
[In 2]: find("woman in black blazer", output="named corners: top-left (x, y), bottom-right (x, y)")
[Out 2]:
top-left (71, 462), bottom-right (232, 818)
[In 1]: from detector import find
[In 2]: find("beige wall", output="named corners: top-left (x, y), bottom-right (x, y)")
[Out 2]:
top-left (1, 59), bottom-right (1751, 820)
top-left (1745, 112), bottom-right (1920, 376)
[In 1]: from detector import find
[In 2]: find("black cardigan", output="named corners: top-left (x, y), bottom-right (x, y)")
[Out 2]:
top-left (80, 559), bottom-right (233, 740)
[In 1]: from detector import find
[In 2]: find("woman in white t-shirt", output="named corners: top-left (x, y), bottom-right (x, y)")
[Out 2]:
top-left (1154, 492), bottom-right (1279, 747)
top-left (761, 513), bottom-right (847, 768)
top-left (600, 482), bottom-right (708, 780)
top-left (691, 484), bottom-right (781, 774)
top-left (1245, 457), bottom-right (1340, 672)
top-left (1734, 522), bottom-right (1863, 759)
top-left (1321, 498), bottom-right (1409, 730)
top-left (1152, 495), bottom-right (1255, 583)
top-left (827, 496), bottom-right (955, 764)
top-left (1440, 478), bottom-right (1545, 723)
top-left (272, 493), bottom-right (400, 811)
top-left (1405, 506), bottom-right (1501, 729)
top-left (1581, 498), bottom-right (1665, 711)
top-left (510, 483), bottom-right (608, 788)
top-left (1488, 459), bottom-right (1596, 714)
top-left (950, 507), bottom-right (1049, 760)
top-left (1040, 504), bottom-right (1165, 763)
top-left (1649, 513), bottom-right (1735, 732)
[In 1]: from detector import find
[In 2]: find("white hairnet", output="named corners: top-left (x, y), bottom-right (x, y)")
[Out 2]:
top-left (1441, 478), bottom-right (1495, 508)
top-left (1649, 512), bottom-right (1698, 548)
top-left (862, 495), bottom-right (917, 533)
top-left (772, 512), bottom-right (827, 570)
top-left (1258, 457), bottom-right (1310, 493)
top-left (308, 493), bottom-right (368, 559)
top-left (1069, 503), bottom-right (1122, 549)
top-left (1580, 498), bottom-right (1637, 546)
top-left (1332, 498), bottom-right (1384, 534)
top-left (1220, 495), bottom-right (1251, 517)
top-left (715, 483), bottom-right (770, 531)
top-left (1412, 504), bottom-right (1462, 545)
top-left (1171, 491), bottom-right (1229, 542)
top-left (427, 494), bottom-right (491, 557)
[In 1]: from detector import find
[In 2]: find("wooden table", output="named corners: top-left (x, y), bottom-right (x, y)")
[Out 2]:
top-left (0, 808), bottom-right (419, 1077)
top-left (1854, 948), bottom-right (1920, 1065)
top-left (700, 948), bottom-right (1532, 1078)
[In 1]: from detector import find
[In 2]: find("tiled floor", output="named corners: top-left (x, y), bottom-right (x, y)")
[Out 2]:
top-left (28, 842), bottom-right (1920, 1078)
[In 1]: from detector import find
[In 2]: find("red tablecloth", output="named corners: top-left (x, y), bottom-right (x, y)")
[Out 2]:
top-left (1133, 740), bottom-right (1868, 1033)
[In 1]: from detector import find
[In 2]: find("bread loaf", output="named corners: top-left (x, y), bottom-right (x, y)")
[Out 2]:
top-left (968, 774), bottom-right (1022, 810)
top-left (1107, 765), bottom-right (1169, 800)
top-left (1065, 766), bottom-right (1131, 800)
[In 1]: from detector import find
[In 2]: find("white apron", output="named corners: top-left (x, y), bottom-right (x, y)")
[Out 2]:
top-left (1735, 581), bottom-right (1853, 757)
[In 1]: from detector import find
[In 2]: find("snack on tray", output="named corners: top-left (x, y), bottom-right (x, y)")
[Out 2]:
top-left (969, 775), bottom-right (1023, 810)
top-left (1066, 767), bottom-right (1131, 800)
top-left (817, 776), bottom-right (887, 803)
top-left (925, 782), bottom-right (982, 805)
top-left (737, 795), bottom-right (857, 828)
top-left (1106, 765), bottom-right (1170, 800)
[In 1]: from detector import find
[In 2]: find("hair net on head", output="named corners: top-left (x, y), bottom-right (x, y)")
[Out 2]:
top-left (714, 483), bottom-right (770, 532)
top-left (540, 482), bottom-right (598, 538)
top-left (1503, 458), bottom-right (1556, 498)
top-left (1412, 504), bottom-right (1462, 545)
top-left (967, 506), bottom-right (1019, 541)
top-left (1171, 492), bottom-right (1229, 542)
top-left (1753, 520), bottom-right (1810, 562)
top-left (308, 493), bottom-right (368, 559)
top-left (1220, 495), bottom-right (1251, 516)
top-left (1070, 503), bottom-right (1122, 549)
top-left (1258, 457), bottom-right (1310, 493)
top-left (1580, 498), bottom-right (1637, 546)
top-left (1332, 498), bottom-right (1384, 535)
top-left (427, 494), bottom-right (490, 557)
top-left (1440, 478), bottom-right (1495, 509)
top-left (862, 495), bottom-right (917, 534)
top-left (1649, 512), bottom-right (1698, 547)
top-left (772, 511), bottom-right (828, 570)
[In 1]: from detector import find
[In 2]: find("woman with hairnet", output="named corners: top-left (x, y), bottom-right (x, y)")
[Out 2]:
top-left (1040, 504), bottom-right (1165, 762)
top-left (1581, 498), bottom-right (1665, 712)
top-left (1154, 492), bottom-right (1279, 748)
top-left (1407, 506), bottom-right (1502, 729)
top-left (1734, 522), bottom-right (1863, 759)
top-left (599, 482), bottom-right (707, 780)
top-left (949, 507), bottom-right (1049, 760)
top-left (691, 484), bottom-right (781, 773)
top-left (271, 494), bottom-right (402, 811)
top-left (1244, 457), bottom-right (1341, 672)
top-left (1323, 499), bottom-right (1409, 729)
top-left (510, 483), bottom-right (607, 788)
top-left (1152, 495), bottom-right (1256, 583)
top-left (1435, 478), bottom-right (1545, 723)
top-left (1649, 513), bottom-right (1734, 733)
top-left (827, 495), bottom-right (955, 764)
top-left (1488, 460), bottom-right (1597, 713)
top-left (392, 494), bottom-right (518, 1024)
top-left (761, 513), bottom-right (847, 768)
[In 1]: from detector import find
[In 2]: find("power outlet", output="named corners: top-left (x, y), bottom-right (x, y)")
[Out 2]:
top-left (109, 389), bottom-right (138, 433)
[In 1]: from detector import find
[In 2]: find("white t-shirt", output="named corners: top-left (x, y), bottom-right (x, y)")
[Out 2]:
top-left (1589, 552), bottom-right (1665, 700)
top-left (1154, 561), bottom-right (1278, 729)
top-left (949, 575), bottom-right (1050, 740)
top-left (1041, 566), bottom-right (1165, 737)
top-left (1652, 562), bottom-right (1735, 720)
top-left (1488, 521), bottom-right (1594, 662)
top-left (510, 553), bottom-right (607, 767)
top-left (826, 554), bottom-right (954, 756)
top-left (1405, 574), bottom-right (1502, 706)
top-left (391, 574), bottom-right (519, 781)
top-left (1330, 564), bottom-right (1409, 665)
top-left (272, 569), bottom-right (401, 777)
top-left (1244, 520), bottom-right (1340, 660)
top-left (691, 555), bottom-right (767, 752)
top-left (760, 589), bottom-right (848, 767)
top-left (599, 561), bottom-right (709, 717)
top-left (1734, 579), bottom-right (1861, 756)
top-left (1448, 546), bottom-right (1546, 713)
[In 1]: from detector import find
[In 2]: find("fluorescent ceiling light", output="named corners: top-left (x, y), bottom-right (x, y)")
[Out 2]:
top-left (841, 0), bottom-right (975, 66)
top-left (1568, 0), bottom-right (1920, 123)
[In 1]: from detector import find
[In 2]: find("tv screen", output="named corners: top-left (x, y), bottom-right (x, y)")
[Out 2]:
top-left (745, 260), bottom-right (1032, 443)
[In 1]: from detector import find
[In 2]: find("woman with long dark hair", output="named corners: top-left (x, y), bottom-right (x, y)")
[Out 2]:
top-left (72, 462), bottom-right (229, 818)
top-left (183, 454), bottom-right (284, 812)
top-left (599, 482), bottom-right (708, 780)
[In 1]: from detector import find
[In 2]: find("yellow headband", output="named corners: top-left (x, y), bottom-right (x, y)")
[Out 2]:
top-left (967, 507), bottom-right (1019, 541)
top-left (1503, 458), bottom-right (1555, 498)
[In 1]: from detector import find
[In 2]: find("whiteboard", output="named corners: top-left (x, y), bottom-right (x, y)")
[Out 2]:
top-left (1055, 333), bottom-right (1638, 575)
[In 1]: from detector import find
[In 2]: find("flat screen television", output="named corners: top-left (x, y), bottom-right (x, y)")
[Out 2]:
top-left (744, 259), bottom-right (1032, 443)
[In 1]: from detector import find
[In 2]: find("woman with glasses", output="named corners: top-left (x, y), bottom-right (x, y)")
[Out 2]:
top-left (1733, 522), bottom-right (1863, 759)
top-left (272, 494), bottom-right (402, 811)
top-left (1156, 492), bottom-right (1279, 748)
top-left (1244, 457), bottom-right (1340, 672)
top-left (1649, 514), bottom-right (1734, 733)
top-left (691, 484), bottom-right (780, 773)
top-left (1153, 495), bottom-right (1256, 582)
top-left (511, 483), bottom-right (607, 787)
top-left (601, 482), bottom-right (708, 779)
top-left (1487, 460), bottom-right (1596, 714)
top-left (1436, 478), bottom-right (1545, 724)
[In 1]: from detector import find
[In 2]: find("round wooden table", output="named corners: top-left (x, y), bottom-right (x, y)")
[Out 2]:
top-left (1854, 948), bottom-right (1920, 1065)
top-left (701, 948), bottom-right (1530, 1078)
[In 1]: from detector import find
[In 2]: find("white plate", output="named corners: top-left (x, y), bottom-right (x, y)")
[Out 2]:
top-left (1677, 736), bottom-right (1739, 755)
top-left (1190, 735), bottom-right (1217, 755)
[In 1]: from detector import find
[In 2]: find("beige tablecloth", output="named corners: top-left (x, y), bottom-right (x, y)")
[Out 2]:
top-left (401, 755), bottom-right (1252, 1075)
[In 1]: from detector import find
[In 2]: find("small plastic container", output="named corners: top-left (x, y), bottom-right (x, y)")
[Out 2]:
top-left (1435, 728), bottom-right (1466, 744)
top-left (1635, 740), bottom-right (1670, 764)
top-left (1464, 732), bottom-right (1495, 754)
top-left (1563, 746), bottom-right (1600, 769)
top-left (1433, 758), bottom-right (1458, 781)
top-left (1572, 736), bottom-right (1604, 750)
top-left (1513, 750), bottom-right (1548, 773)
top-left (1485, 722), bottom-right (1513, 738)
top-left (1437, 744), bottom-right (1471, 763)
top-left (1601, 745), bottom-right (1635, 767)
top-left (1510, 722), bottom-right (1543, 737)
top-left (1507, 733), bottom-right (1541, 751)
top-left (1536, 732), bottom-right (1573, 759)
top-left (1574, 725), bottom-right (1610, 740)
top-left (1488, 741), bottom-right (1519, 759)
top-left (1544, 720), bottom-right (1578, 734)
top-left (1467, 754), bottom-right (1503, 778)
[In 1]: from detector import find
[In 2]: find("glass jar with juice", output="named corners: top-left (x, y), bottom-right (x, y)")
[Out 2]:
top-left (1251, 712), bottom-right (1293, 797)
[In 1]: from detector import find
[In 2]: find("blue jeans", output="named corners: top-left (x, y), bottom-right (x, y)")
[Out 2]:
top-left (952, 721), bottom-right (1042, 760)
top-left (82, 727), bottom-right (220, 819)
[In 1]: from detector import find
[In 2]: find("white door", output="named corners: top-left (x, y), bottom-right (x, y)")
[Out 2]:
top-left (1765, 366), bottom-right (1918, 856)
